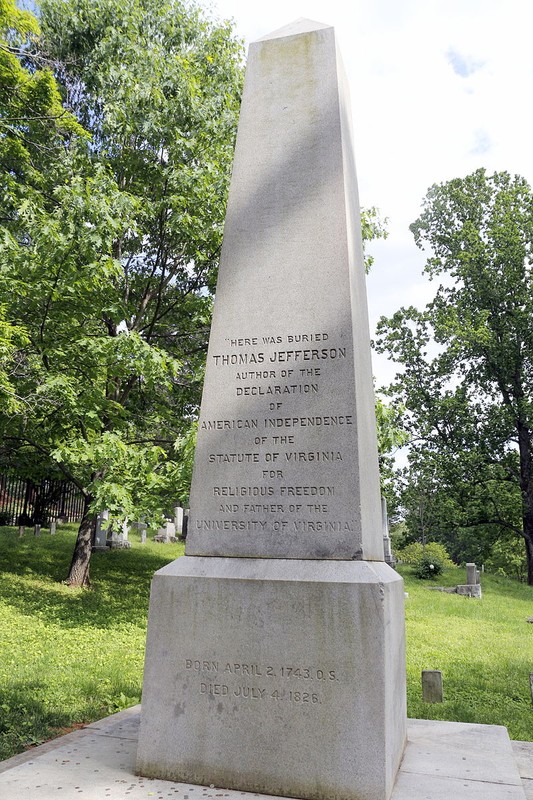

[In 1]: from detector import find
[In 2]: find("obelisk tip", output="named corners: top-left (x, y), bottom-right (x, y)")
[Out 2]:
top-left (255, 18), bottom-right (332, 42)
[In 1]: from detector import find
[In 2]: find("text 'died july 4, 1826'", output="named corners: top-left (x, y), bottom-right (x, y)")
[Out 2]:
top-left (185, 658), bottom-right (341, 705)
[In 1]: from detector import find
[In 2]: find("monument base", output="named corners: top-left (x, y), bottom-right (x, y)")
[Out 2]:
top-left (136, 557), bottom-right (406, 800)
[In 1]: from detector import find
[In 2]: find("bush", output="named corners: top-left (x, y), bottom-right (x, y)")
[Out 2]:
top-left (396, 541), bottom-right (453, 568)
top-left (485, 536), bottom-right (527, 582)
top-left (413, 555), bottom-right (444, 580)
top-left (0, 511), bottom-right (12, 526)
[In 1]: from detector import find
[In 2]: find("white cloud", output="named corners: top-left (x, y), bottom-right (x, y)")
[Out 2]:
top-left (208, 0), bottom-right (533, 386)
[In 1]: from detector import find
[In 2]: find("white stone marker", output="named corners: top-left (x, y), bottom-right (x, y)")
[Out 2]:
top-left (422, 669), bottom-right (444, 703)
top-left (93, 510), bottom-right (109, 550)
top-left (137, 19), bottom-right (406, 800)
top-left (466, 562), bottom-right (477, 585)
top-left (381, 495), bottom-right (395, 565)
top-left (174, 506), bottom-right (184, 537)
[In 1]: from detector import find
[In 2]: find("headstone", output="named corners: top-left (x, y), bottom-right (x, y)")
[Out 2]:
top-left (18, 525), bottom-right (24, 537)
top-left (93, 510), bottom-right (109, 550)
top-left (457, 562), bottom-right (482, 597)
top-left (174, 506), bottom-right (184, 537)
top-left (49, 520), bottom-right (57, 535)
top-left (109, 518), bottom-right (132, 548)
top-left (381, 496), bottom-right (395, 566)
top-left (131, 521), bottom-right (148, 543)
top-left (155, 520), bottom-right (176, 542)
top-left (34, 524), bottom-right (41, 536)
top-left (422, 670), bottom-right (443, 703)
top-left (466, 562), bottom-right (477, 585)
top-left (137, 19), bottom-right (406, 800)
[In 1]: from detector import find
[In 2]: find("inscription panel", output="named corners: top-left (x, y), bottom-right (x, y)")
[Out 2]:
top-left (184, 657), bottom-right (340, 705)
top-left (186, 327), bottom-right (368, 559)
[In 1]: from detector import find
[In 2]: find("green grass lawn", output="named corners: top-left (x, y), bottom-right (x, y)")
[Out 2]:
top-left (400, 564), bottom-right (532, 741)
top-left (0, 524), bottom-right (184, 760)
top-left (0, 526), bottom-right (531, 760)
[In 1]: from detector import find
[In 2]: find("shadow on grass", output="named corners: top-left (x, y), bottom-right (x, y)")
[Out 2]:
top-left (0, 679), bottom-right (140, 761)
top-left (0, 682), bottom-right (73, 759)
top-left (0, 526), bottom-right (184, 629)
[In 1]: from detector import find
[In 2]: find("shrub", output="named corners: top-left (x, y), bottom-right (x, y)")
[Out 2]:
top-left (485, 536), bottom-right (527, 582)
top-left (396, 541), bottom-right (453, 567)
top-left (413, 555), bottom-right (444, 580)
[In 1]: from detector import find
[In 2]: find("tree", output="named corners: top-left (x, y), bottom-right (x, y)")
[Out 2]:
top-left (0, 0), bottom-right (244, 586)
top-left (0, 0), bottom-right (85, 411)
top-left (374, 394), bottom-right (407, 518)
top-left (375, 169), bottom-right (533, 583)
top-left (2, 0), bottom-right (393, 588)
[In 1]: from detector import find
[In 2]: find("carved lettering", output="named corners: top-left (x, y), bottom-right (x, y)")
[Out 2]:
top-left (236, 384), bottom-right (318, 396)
top-left (208, 453), bottom-right (259, 463)
top-left (264, 416), bottom-right (353, 428)
top-left (185, 657), bottom-right (339, 704)
top-left (201, 419), bottom-right (258, 430)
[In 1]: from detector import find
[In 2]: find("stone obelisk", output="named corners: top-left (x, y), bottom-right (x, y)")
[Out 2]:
top-left (136, 19), bottom-right (406, 800)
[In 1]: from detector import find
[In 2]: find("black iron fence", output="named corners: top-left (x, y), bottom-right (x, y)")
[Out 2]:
top-left (0, 475), bottom-right (85, 525)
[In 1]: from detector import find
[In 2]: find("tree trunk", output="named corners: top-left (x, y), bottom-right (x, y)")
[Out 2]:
top-left (525, 531), bottom-right (533, 587)
top-left (65, 494), bottom-right (95, 587)
top-left (517, 421), bottom-right (533, 586)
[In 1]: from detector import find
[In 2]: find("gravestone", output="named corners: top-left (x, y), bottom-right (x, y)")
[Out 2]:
top-left (136, 19), bottom-right (406, 800)
top-left (466, 562), bottom-right (477, 585)
top-left (456, 561), bottom-right (482, 597)
top-left (381, 496), bottom-right (395, 566)
top-left (174, 506), bottom-right (184, 537)
top-left (422, 669), bottom-right (443, 703)
top-left (155, 520), bottom-right (176, 542)
top-left (93, 510), bottom-right (109, 550)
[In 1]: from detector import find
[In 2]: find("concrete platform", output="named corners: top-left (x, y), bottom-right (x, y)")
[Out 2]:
top-left (0, 706), bottom-right (529, 800)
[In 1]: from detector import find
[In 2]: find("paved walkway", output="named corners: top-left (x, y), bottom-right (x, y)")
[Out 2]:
top-left (0, 706), bottom-right (531, 799)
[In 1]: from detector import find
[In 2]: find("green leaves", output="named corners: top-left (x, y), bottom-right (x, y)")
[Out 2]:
top-left (377, 170), bottom-right (533, 581)
top-left (0, 0), bottom-right (244, 584)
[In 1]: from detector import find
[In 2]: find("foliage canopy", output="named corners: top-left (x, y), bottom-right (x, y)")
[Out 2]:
top-left (376, 169), bottom-right (533, 583)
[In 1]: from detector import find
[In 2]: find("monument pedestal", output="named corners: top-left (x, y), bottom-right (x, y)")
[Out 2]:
top-left (136, 557), bottom-right (406, 800)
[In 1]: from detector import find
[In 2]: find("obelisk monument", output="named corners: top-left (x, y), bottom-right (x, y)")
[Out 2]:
top-left (137, 19), bottom-right (406, 800)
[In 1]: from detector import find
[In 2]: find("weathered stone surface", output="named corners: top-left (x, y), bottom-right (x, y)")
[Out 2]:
top-left (422, 669), bottom-right (443, 703)
top-left (466, 562), bottom-right (477, 585)
top-left (136, 557), bottom-right (406, 800)
top-left (137, 19), bottom-right (407, 800)
top-left (0, 712), bottom-right (527, 800)
top-left (456, 584), bottom-right (482, 598)
top-left (185, 19), bottom-right (383, 561)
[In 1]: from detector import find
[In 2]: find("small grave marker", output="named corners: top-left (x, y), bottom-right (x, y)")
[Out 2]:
top-left (422, 670), bottom-right (443, 703)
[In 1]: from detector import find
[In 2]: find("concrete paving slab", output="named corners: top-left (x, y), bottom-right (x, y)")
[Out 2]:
top-left (393, 770), bottom-right (526, 800)
top-left (0, 707), bottom-right (528, 800)
top-left (512, 742), bottom-right (533, 800)
top-left (512, 742), bottom-right (533, 780)
top-left (403, 718), bottom-right (523, 786)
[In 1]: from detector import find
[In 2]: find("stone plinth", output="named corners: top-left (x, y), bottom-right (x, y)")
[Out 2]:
top-left (136, 557), bottom-right (406, 800)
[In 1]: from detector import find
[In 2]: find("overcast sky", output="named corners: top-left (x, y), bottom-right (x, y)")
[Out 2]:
top-left (207, 0), bottom-right (533, 387)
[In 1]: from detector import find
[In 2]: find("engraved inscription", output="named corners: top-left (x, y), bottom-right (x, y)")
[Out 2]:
top-left (194, 329), bottom-right (358, 541)
top-left (184, 658), bottom-right (340, 705)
